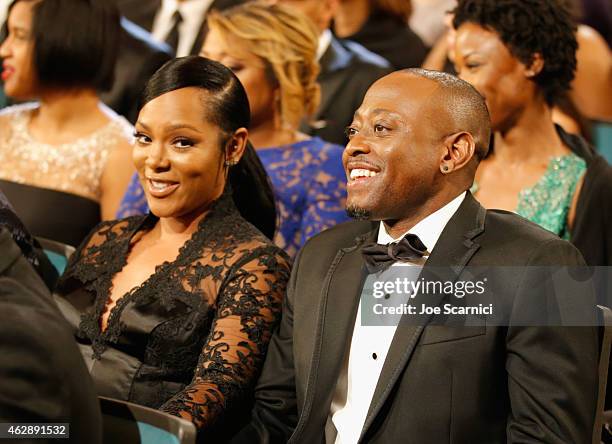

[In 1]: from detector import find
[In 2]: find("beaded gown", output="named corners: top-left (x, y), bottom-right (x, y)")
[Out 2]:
top-left (471, 153), bottom-right (586, 238)
top-left (0, 102), bottom-right (133, 246)
top-left (54, 190), bottom-right (291, 439)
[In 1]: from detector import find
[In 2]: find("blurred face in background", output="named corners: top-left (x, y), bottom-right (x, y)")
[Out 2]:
top-left (201, 27), bottom-right (277, 130)
top-left (0, 1), bottom-right (39, 99)
top-left (273, 0), bottom-right (337, 32)
top-left (454, 22), bottom-right (536, 132)
top-left (133, 87), bottom-right (228, 221)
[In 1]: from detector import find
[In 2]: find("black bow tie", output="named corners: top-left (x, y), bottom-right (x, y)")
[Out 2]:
top-left (361, 234), bottom-right (428, 273)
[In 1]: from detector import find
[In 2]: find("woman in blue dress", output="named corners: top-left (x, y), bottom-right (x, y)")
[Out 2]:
top-left (118, 2), bottom-right (349, 257)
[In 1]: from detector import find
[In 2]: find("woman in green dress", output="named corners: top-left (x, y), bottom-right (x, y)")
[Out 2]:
top-left (452, 0), bottom-right (612, 266)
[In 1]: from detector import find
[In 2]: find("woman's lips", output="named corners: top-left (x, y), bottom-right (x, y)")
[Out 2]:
top-left (146, 179), bottom-right (179, 198)
top-left (1, 66), bottom-right (14, 81)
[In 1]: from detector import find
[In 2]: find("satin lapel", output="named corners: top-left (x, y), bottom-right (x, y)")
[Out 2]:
top-left (360, 194), bottom-right (486, 440)
top-left (292, 227), bottom-right (376, 438)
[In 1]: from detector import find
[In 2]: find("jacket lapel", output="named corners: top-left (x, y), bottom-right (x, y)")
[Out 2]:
top-left (292, 224), bottom-right (376, 439)
top-left (360, 193), bottom-right (486, 440)
top-left (315, 37), bottom-right (353, 121)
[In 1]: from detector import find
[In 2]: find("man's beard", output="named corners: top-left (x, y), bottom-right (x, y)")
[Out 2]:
top-left (346, 205), bottom-right (371, 220)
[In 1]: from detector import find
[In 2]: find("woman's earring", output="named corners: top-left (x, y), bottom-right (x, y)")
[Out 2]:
top-left (225, 159), bottom-right (238, 167)
top-left (442, 165), bottom-right (450, 173)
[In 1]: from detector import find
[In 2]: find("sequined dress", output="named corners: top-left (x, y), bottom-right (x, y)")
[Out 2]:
top-left (117, 137), bottom-right (349, 257)
top-left (0, 102), bottom-right (133, 246)
top-left (471, 153), bottom-right (587, 238)
top-left (54, 190), bottom-right (291, 439)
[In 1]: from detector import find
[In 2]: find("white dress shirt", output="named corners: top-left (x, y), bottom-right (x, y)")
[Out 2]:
top-left (317, 29), bottom-right (333, 61)
top-left (151, 0), bottom-right (214, 57)
top-left (327, 192), bottom-right (467, 444)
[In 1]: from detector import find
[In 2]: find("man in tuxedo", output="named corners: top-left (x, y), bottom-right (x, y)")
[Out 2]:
top-left (0, 229), bottom-right (101, 444)
top-left (115, 0), bottom-right (245, 57)
top-left (232, 69), bottom-right (599, 443)
top-left (274, 0), bottom-right (392, 146)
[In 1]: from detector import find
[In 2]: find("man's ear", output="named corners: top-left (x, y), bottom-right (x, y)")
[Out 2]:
top-left (525, 52), bottom-right (544, 78)
top-left (225, 127), bottom-right (249, 165)
top-left (439, 131), bottom-right (476, 174)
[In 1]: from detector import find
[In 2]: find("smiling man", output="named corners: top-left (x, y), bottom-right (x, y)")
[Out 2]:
top-left (230, 69), bottom-right (598, 443)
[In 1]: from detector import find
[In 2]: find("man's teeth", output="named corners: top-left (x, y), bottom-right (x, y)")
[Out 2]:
top-left (350, 168), bottom-right (379, 179)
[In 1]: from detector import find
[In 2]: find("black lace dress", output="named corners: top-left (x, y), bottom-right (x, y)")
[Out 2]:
top-left (54, 191), bottom-right (291, 440)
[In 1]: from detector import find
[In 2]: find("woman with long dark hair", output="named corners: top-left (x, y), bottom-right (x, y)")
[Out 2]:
top-left (54, 56), bottom-right (290, 440)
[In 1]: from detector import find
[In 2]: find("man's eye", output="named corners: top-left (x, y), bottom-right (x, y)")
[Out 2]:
top-left (374, 124), bottom-right (389, 133)
top-left (134, 132), bottom-right (151, 144)
top-left (345, 126), bottom-right (358, 139)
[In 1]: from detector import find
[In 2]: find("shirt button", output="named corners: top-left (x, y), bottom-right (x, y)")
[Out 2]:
top-left (372, 353), bottom-right (378, 360)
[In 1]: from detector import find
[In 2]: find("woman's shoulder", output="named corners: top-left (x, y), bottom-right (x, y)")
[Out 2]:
top-left (0, 102), bottom-right (38, 129)
top-left (98, 103), bottom-right (134, 142)
top-left (80, 215), bottom-right (146, 251)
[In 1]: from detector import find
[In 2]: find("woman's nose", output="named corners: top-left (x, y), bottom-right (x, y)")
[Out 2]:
top-left (145, 142), bottom-right (170, 171)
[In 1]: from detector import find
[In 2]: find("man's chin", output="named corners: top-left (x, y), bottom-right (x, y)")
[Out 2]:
top-left (346, 205), bottom-right (372, 220)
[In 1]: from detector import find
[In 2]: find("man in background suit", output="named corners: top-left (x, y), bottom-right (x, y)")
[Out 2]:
top-left (274, 0), bottom-right (392, 146)
top-left (0, 228), bottom-right (101, 444)
top-left (232, 69), bottom-right (598, 443)
top-left (115, 0), bottom-right (244, 57)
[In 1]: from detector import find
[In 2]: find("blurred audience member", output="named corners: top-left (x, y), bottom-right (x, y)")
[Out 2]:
top-left (0, 190), bottom-right (57, 288)
top-left (100, 18), bottom-right (172, 123)
top-left (115, 0), bottom-right (244, 57)
top-left (0, 228), bottom-right (101, 444)
top-left (54, 56), bottom-right (290, 441)
top-left (568, 24), bottom-right (612, 122)
top-left (453, 0), bottom-right (612, 266)
top-left (0, 0), bottom-right (134, 247)
top-left (333, 0), bottom-right (428, 70)
top-left (578, 0), bottom-right (612, 47)
top-left (273, 0), bottom-right (391, 146)
top-left (409, 0), bottom-right (456, 46)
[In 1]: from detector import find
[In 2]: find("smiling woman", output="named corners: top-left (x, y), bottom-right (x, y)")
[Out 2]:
top-left (0, 0), bottom-right (134, 246)
top-left (53, 56), bottom-right (291, 441)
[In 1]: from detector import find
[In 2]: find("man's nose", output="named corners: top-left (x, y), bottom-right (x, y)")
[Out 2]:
top-left (344, 134), bottom-right (372, 158)
top-left (0, 36), bottom-right (12, 59)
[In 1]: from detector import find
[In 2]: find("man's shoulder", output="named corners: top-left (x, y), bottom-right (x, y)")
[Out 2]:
top-left (301, 219), bottom-right (374, 255)
top-left (480, 209), bottom-right (583, 264)
top-left (323, 36), bottom-right (391, 76)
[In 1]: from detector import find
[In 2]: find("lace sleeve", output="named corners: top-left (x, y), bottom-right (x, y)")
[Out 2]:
top-left (159, 246), bottom-right (291, 431)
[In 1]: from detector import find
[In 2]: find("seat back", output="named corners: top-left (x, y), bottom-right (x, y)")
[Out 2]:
top-left (36, 236), bottom-right (75, 275)
top-left (99, 397), bottom-right (196, 444)
top-left (594, 305), bottom-right (612, 444)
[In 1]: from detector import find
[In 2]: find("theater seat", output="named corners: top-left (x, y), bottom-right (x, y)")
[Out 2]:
top-left (99, 396), bottom-right (196, 444)
top-left (595, 305), bottom-right (612, 444)
top-left (36, 236), bottom-right (76, 275)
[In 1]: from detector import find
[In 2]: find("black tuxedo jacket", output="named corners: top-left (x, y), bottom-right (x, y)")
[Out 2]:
top-left (234, 193), bottom-right (598, 443)
top-left (115, 0), bottom-right (244, 57)
top-left (100, 18), bottom-right (172, 123)
top-left (303, 37), bottom-right (392, 146)
top-left (0, 229), bottom-right (102, 444)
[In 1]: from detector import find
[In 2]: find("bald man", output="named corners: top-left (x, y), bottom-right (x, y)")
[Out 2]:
top-left (232, 70), bottom-right (598, 444)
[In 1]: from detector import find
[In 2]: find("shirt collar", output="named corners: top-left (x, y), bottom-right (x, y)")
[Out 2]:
top-left (377, 192), bottom-right (467, 251)
top-left (317, 29), bottom-right (333, 61)
top-left (161, 0), bottom-right (212, 21)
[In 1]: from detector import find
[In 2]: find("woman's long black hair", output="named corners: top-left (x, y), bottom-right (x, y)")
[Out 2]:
top-left (138, 56), bottom-right (277, 239)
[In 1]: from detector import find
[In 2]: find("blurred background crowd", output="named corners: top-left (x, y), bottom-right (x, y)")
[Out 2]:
top-left (0, 0), bottom-right (610, 442)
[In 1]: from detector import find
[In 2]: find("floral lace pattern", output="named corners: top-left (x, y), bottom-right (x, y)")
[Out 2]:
top-left (55, 191), bottom-right (291, 433)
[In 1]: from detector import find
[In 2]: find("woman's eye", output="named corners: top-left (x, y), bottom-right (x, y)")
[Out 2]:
top-left (173, 138), bottom-right (194, 149)
top-left (134, 132), bottom-right (151, 145)
top-left (345, 126), bottom-right (359, 139)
